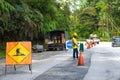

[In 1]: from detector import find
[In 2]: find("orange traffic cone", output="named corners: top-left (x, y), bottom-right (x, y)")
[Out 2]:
top-left (78, 50), bottom-right (84, 66)
top-left (87, 42), bottom-right (91, 49)
top-left (94, 42), bottom-right (96, 46)
top-left (91, 42), bottom-right (93, 47)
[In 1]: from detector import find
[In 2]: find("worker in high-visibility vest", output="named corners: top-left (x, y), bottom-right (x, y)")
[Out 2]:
top-left (72, 32), bottom-right (78, 60)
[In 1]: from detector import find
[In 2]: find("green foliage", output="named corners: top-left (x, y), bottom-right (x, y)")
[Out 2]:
top-left (0, 50), bottom-right (5, 59)
top-left (0, 0), bottom-right (71, 43)
top-left (78, 6), bottom-right (98, 38)
top-left (1, 0), bottom-right (120, 44)
top-left (82, 7), bottom-right (97, 16)
top-left (0, 0), bottom-right (15, 13)
top-left (95, 1), bottom-right (108, 12)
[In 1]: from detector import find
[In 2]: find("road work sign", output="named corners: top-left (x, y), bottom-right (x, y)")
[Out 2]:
top-left (66, 40), bottom-right (72, 49)
top-left (6, 41), bottom-right (32, 65)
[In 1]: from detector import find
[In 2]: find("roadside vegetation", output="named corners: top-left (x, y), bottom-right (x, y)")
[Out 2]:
top-left (0, 0), bottom-right (120, 58)
top-left (0, 51), bottom-right (5, 59)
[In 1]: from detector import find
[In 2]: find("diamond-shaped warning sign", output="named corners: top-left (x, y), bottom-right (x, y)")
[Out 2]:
top-left (8, 43), bottom-right (30, 63)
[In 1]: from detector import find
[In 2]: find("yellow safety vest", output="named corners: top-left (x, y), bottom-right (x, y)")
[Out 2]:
top-left (72, 37), bottom-right (78, 49)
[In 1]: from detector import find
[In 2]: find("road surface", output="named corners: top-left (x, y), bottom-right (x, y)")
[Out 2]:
top-left (84, 42), bottom-right (120, 80)
top-left (0, 42), bottom-right (120, 80)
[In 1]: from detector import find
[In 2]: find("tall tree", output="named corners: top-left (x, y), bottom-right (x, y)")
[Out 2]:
top-left (0, 0), bottom-right (15, 41)
top-left (79, 6), bottom-right (98, 38)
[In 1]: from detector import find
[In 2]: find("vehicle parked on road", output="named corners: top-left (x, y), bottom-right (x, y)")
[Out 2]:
top-left (86, 34), bottom-right (100, 44)
top-left (32, 44), bottom-right (44, 52)
top-left (112, 36), bottom-right (120, 47)
top-left (45, 30), bottom-right (68, 51)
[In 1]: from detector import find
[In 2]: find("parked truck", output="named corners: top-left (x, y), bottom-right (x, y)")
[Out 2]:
top-left (86, 34), bottom-right (100, 44)
top-left (45, 30), bottom-right (68, 51)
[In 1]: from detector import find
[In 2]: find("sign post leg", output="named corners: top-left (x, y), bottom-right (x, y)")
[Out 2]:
top-left (29, 64), bottom-right (32, 74)
top-left (14, 65), bottom-right (16, 71)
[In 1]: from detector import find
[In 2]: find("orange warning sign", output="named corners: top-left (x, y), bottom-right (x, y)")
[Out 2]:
top-left (6, 42), bottom-right (32, 65)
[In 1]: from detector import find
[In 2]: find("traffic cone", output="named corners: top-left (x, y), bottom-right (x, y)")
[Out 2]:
top-left (91, 42), bottom-right (93, 47)
top-left (78, 50), bottom-right (84, 66)
top-left (87, 42), bottom-right (91, 49)
top-left (94, 42), bottom-right (96, 46)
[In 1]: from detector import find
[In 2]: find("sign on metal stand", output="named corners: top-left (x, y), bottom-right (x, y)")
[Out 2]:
top-left (5, 41), bottom-right (32, 74)
top-left (66, 40), bottom-right (72, 49)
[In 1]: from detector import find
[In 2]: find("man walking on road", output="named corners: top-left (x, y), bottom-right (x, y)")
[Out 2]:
top-left (72, 32), bottom-right (78, 60)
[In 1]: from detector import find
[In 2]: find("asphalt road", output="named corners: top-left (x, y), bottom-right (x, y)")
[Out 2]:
top-left (34, 49), bottom-right (92, 80)
top-left (0, 43), bottom-right (92, 80)
top-left (84, 42), bottom-right (120, 80)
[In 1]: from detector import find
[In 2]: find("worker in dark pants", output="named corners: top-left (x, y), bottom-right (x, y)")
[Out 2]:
top-left (72, 32), bottom-right (78, 60)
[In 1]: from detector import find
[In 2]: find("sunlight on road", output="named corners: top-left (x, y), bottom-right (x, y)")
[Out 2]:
top-left (83, 42), bottom-right (120, 80)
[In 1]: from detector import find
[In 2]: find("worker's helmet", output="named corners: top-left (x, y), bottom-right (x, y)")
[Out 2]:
top-left (73, 32), bottom-right (77, 37)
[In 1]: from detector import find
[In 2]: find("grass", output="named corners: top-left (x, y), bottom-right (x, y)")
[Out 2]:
top-left (0, 50), bottom-right (5, 59)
